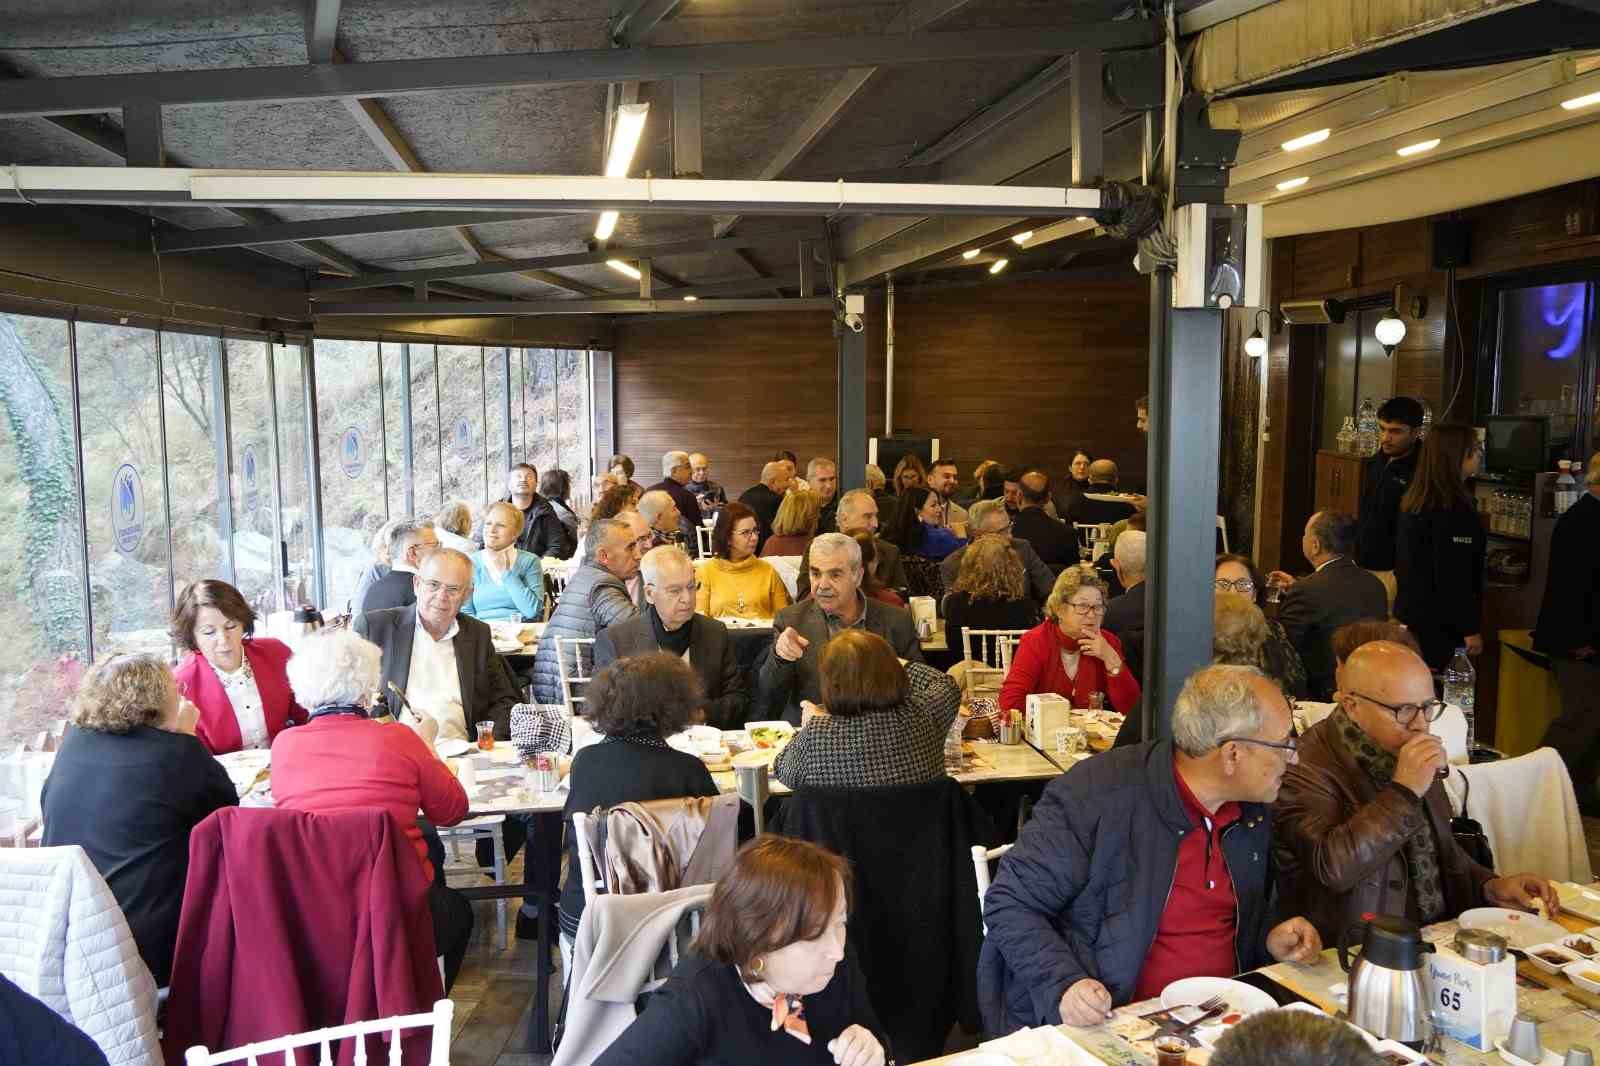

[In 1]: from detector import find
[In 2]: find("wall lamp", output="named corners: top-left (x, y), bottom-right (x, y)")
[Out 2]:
top-left (1376, 282), bottom-right (1427, 356)
top-left (1244, 309), bottom-right (1271, 358)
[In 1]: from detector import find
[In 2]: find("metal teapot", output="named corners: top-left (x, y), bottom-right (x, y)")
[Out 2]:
top-left (1339, 914), bottom-right (1435, 1045)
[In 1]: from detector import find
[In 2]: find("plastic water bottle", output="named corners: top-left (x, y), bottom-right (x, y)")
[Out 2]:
top-left (944, 715), bottom-right (966, 774)
top-left (1336, 416), bottom-right (1358, 456)
top-left (1357, 397), bottom-right (1379, 457)
top-left (1442, 647), bottom-right (1476, 753)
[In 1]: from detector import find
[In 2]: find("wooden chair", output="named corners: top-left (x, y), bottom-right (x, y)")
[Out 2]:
top-left (182, 999), bottom-right (454, 1065)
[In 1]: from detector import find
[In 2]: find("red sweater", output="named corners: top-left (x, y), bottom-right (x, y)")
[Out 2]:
top-left (174, 637), bottom-right (308, 755)
top-left (998, 620), bottom-right (1141, 714)
top-left (271, 716), bottom-right (468, 880)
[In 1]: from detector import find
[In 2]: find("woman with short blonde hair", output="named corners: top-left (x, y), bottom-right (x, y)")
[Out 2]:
top-left (761, 490), bottom-right (821, 558)
top-left (464, 499), bottom-right (543, 621)
top-left (434, 499), bottom-right (477, 554)
top-left (1000, 564), bottom-right (1140, 715)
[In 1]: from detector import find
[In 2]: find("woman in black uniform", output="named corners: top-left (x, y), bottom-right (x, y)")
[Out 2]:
top-left (1394, 423), bottom-right (1485, 670)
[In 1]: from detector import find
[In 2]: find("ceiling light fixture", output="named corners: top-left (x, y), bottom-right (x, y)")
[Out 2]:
top-left (1281, 128), bottom-right (1331, 152)
top-left (962, 248), bottom-right (980, 260)
top-left (606, 259), bottom-right (641, 280)
top-left (1011, 231), bottom-right (1033, 245)
top-left (1276, 176), bottom-right (1310, 192)
top-left (1244, 309), bottom-right (1270, 359)
top-left (682, 295), bottom-right (698, 301)
top-left (989, 258), bottom-right (1008, 275)
top-left (594, 102), bottom-right (650, 242)
top-left (1561, 90), bottom-right (1600, 111)
top-left (1395, 138), bottom-right (1441, 157)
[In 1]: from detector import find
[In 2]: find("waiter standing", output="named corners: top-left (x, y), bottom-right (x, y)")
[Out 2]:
top-left (1355, 397), bottom-right (1424, 609)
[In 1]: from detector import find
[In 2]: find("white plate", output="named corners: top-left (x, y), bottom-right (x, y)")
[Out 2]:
top-left (1371, 1039), bottom-right (1430, 1064)
top-left (435, 738), bottom-right (472, 758)
top-left (947, 1055), bottom-right (1017, 1066)
top-left (1459, 908), bottom-right (1569, 950)
top-left (1160, 976), bottom-right (1278, 1018)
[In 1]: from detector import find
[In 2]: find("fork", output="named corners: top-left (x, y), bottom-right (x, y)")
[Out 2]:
top-left (1170, 995), bottom-right (1229, 1035)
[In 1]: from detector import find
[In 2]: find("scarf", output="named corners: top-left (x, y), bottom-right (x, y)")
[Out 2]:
top-left (648, 605), bottom-right (694, 658)
top-left (745, 982), bottom-right (811, 1045)
top-left (1328, 707), bottom-right (1446, 922)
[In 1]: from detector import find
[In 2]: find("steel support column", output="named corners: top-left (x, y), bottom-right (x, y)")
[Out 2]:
top-left (212, 335), bottom-right (237, 586)
top-left (302, 342), bottom-right (327, 610)
top-left (498, 347), bottom-right (513, 468)
top-left (400, 342), bottom-right (415, 516)
top-left (1142, 273), bottom-right (1223, 738)
top-left (836, 315), bottom-right (867, 495)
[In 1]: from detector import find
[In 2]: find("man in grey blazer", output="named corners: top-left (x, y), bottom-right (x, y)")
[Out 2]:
top-left (940, 499), bottom-right (1055, 604)
top-left (594, 546), bottom-right (748, 729)
top-left (354, 548), bottom-right (521, 740)
top-left (796, 489), bottom-right (909, 598)
top-left (1271, 510), bottom-right (1389, 699)
top-left (760, 532), bottom-right (923, 724)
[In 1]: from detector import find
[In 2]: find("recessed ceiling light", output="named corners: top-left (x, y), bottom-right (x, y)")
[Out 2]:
top-left (594, 211), bottom-right (619, 241)
top-left (1395, 138), bottom-right (1440, 157)
top-left (1281, 128), bottom-right (1331, 152)
top-left (1075, 216), bottom-right (1092, 222)
top-left (989, 258), bottom-right (1008, 275)
top-left (961, 248), bottom-right (980, 260)
top-left (1011, 231), bottom-right (1033, 245)
top-left (1562, 90), bottom-right (1600, 111)
top-left (682, 295), bottom-right (698, 301)
top-left (606, 259), bottom-right (641, 280)
top-left (1276, 176), bottom-right (1310, 191)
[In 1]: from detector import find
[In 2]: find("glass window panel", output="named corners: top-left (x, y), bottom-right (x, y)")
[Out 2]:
top-left (591, 348), bottom-right (614, 466)
top-left (1497, 283), bottom-right (1592, 463)
top-left (485, 347), bottom-right (508, 493)
top-left (410, 343), bottom-right (442, 515)
top-left (226, 337), bottom-right (277, 614)
top-left (508, 349), bottom-right (526, 465)
top-left (313, 340), bottom-right (386, 613)
top-left (162, 331), bottom-right (226, 594)
top-left (382, 341), bottom-right (408, 519)
top-left (0, 313), bottom-right (88, 750)
top-left (556, 347), bottom-right (593, 502)
top-left (525, 348), bottom-right (559, 487)
top-left (272, 343), bottom-right (316, 609)
top-left (439, 344), bottom-right (486, 508)
top-left (76, 321), bottom-right (172, 661)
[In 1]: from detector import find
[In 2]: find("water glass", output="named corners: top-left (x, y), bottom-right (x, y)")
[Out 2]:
top-left (475, 720), bottom-right (496, 752)
top-left (1153, 1035), bottom-right (1189, 1066)
top-left (1266, 574), bottom-right (1286, 605)
top-left (527, 753), bottom-right (559, 794)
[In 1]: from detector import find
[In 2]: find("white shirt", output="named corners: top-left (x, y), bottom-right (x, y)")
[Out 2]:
top-left (407, 617), bottom-right (468, 742)
top-left (210, 656), bottom-right (269, 750)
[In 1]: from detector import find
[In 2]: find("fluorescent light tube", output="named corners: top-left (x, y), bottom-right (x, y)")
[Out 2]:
top-left (1281, 128), bottom-right (1330, 152)
top-left (606, 259), bottom-right (641, 280)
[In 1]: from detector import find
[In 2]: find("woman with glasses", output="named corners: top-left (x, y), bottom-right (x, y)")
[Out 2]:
top-left (595, 546), bottom-right (747, 729)
top-left (697, 501), bottom-right (792, 621)
top-left (1273, 638), bottom-right (1556, 944)
top-left (999, 565), bottom-right (1140, 717)
top-left (1394, 423), bottom-right (1487, 670)
top-left (1215, 554), bottom-right (1308, 701)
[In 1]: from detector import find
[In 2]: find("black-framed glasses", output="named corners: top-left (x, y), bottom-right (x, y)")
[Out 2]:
top-left (1218, 734), bottom-right (1300, 758)
top-left (1347, 690), bottom-right (1447, 726)
top-left (1214, 578), bottom-right (1256, 593)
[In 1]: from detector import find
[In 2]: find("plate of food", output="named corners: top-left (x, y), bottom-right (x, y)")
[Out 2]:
top-left (435, 738), bottom-right (473, 758)
top-left (1563, 958), bottom-right (1600, 994)
top-left (1459, 908), bottom-right (1568, 950)
top-left (746, 721), bottom-right (795, 749)
top-left (1561, 933), bottom-right (1600, 959)
top-left (1160, 976), bottom-right (1276, 1043)
top-left (1370, 1040), bottom-right (1429, 1065)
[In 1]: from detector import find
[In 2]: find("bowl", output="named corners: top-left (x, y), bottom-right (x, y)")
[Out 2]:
top-left (1562, 934), bottom-right (1600, 959)
top-left (1564, 959), bottom-right (1600, 994)
top-left (1526, 942), bottom-right (1583, 974)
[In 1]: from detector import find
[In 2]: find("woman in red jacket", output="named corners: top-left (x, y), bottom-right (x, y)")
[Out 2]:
top-left (170, 580), bottom-right (306, 755)
top-left (999, 565), bottom-right (1140, 715)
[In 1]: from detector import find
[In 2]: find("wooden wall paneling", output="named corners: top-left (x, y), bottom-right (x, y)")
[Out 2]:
top-left (1291, 229), bottom-right (1361, 297)
top-left (1278, 324), bottom-right (1324, 571)
top-left (1360, 219), bottom-right (1431, 288)
top-left (1220, 309), bottom-right (1262, 557)
top-left (1256, 236), bottom-right (1297, 572)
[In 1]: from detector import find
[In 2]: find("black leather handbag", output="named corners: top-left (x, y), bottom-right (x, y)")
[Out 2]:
top-left (1450, 769), bottom-right (1496, 870)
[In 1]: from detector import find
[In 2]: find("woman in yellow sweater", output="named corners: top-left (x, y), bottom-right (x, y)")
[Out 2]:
top-left (697, 501), bottom-right (793, 620)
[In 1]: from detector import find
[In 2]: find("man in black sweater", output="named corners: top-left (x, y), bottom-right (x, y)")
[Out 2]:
top-left (1012, 470), bottom-right (1077, 569)
top-left (1535, 452), bottom-right (1600, 813)
top-left (1354, 397), bottom-right (1424, 601)
top-left (738, 460), bottom-right (791, 552)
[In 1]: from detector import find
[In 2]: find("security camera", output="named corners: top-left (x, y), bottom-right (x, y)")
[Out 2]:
top-left (844, 312), bottom-right (864, 334)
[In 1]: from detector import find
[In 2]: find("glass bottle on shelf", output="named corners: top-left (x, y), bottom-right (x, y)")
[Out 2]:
top-left (1419, 398), bottom-right (1433, 439)
top-left (1556, 460), bottom-right (1577, 515)
top-left (1336, 417), bottom-right (1358, 456)
top-left (1356, 397), bottom-right (1378, 456)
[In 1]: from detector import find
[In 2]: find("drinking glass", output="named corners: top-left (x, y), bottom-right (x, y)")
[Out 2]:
top-left (1266, 574), bottom-right (1287, 605)
top-left (1153, 1035), bottom-right (1189, 1066)
top-left (476, 721), bottom-right (496, 752)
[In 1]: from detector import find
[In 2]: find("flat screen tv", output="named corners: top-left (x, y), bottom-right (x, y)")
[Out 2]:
top-left (869, 436), bottom-right (940, 478)
top-left (1483, 415), bottom-right (1549, 477)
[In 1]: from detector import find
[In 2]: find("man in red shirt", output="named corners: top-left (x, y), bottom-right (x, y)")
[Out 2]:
top-left (978, 664), bottom-right (1322, 1033)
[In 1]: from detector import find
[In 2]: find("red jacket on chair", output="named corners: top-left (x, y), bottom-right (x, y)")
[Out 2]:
top-left (173, 637), bottom-right (308, 755)
top-left (161, 807), bottom-right (444, 1066)
top-left (998, 620), bottom-right (1141, 715)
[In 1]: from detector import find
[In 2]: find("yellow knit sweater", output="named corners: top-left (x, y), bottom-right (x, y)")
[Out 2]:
top-left (696, 555), bottom-right (792, 620)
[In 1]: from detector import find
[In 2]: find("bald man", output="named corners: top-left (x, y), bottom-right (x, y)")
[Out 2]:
top-left (737, 460), bottom-right (791, 552)
top-left (1065, 460), bottom-right (1139, 527)
top-left (1273, 641), bottom-right (1557, 944)
top-left (1011, 469), bottom-right (1077, 568)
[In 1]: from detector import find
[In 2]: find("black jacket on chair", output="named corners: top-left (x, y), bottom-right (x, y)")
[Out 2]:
top-left (1275, 557), bottom-right (1388, 699)
top-left (592, 612), bottom-right (749, 729)
top-left (770, 778), bottom-right (995, 1063)
top-left (353, 606), bottom-right (520, 739)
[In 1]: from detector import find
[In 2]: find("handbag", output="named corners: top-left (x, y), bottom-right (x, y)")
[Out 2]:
top-left (1450, 768), bottom-right (1496, 870)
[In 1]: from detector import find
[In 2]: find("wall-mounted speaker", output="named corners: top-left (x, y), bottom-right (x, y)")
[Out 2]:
top-left (1431, 219), bottom-right (1471, 269)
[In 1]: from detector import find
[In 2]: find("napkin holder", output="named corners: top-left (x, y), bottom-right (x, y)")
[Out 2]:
top-left (907, 596), bottom-right (937, 635)
top-left (1424, 936), bottom-right (1517, 1051)
top-left (1025, 693), bottom-right (1073, 749)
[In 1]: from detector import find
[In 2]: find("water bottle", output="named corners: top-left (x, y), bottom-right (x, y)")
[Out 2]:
top-left (1337, 416), bottom-right (1358, 456)
top-left (1357, 397), bottom-right (1378, 456)
top-left (1557, 461), bottom-right (1578, 515)
top-left (1419, 398), bottom-right (1433, 439)
top-left (943, 714), bottom-right (966, 774)
top-left (1442, 647), bottom-right (1476, 753)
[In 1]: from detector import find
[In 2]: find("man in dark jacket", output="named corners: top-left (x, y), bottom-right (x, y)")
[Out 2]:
top-left (1270, 511), bottom-right (1388, 699)
top-left (1274, 641), bottom-right (1556, 944)
top-left (493, 463), bottom-right (575, 559)
top-left (738, 460), bottom-right (791, 552)
top-left (979, 665), bottom-right (1322, 1033)
top-left (593, 546), bottom-right (747, 728)
top-left (646, 450), bottom-right (704, 544)
top-left (1012, 470), bottom-right (1077, 568)
top-left (1536, 452), bottom-right (1600, 812)
top-left (351, 518), bottom-right (438, 617)
top-left (1063, 460), bottom-right (1139, 528)
top-left (940, 499), bottom-right (1055, 604)
top-left (1102, 530), bottom-right (1147, 680)
top-left (1354, 397), bottom-right (1423, 589)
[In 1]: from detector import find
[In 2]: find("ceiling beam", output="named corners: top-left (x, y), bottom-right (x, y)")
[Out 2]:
top-left (1176, 0), bottom-right (1281, 35)
top-left (0, 24), bottom-right (1164, 118)
top-left (672, 74), bottom-right (703, 177)
top-left (311, 225), bottom-right (824, 292)
top-left (122, 103), bottom-right (164, 168)
top-left (612, 0), bottom-right (688, 49)
top-left (305, 0), bottom-right (342, 64)
top-left (903, 56), bottom-right (1074, 167)
top-left (314, 296), bottom-right (835, 316)
top-left (658, 273), bottom-right (801, 299)
top-left (156, 209), bottom-right (563, 252)
top-left (713, 0), bottom-right (982, 237)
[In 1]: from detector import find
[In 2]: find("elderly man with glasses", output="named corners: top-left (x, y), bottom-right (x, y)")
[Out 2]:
top-left (938, 499), bottom-right (1055, 604)
top-left (592, 546), bottom-right (747, 729)
top-left (1273, 640), bottom-right (1557, 944)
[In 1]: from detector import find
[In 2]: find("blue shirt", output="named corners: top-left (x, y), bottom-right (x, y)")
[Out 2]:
top-left (463, 549), bottom-right (544, 621)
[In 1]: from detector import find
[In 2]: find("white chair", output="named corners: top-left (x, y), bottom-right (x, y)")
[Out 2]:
top-left (571, 809), bottom-right (604, 906)
top-left (1216, 515), bottom-right (1230, 554)
top-left (1443, 747), bottom-right (1593, 883)
top-left (556, 636), bottom-right (596, 718)
top-left (768, 555), bottom-right (802, 602)
top-left (1072, 523), bottom-right (1111, 561)
top-left (182, 999), bottom-right (454, 1065)
top-left (437, 813), bottom-right (510, 949)
top-left (960, 628), bottom-right (1028, 701)
top-left (971, 842), bottom-right (1015, 931)
top-left (694, 524), bottom-right (714, 559)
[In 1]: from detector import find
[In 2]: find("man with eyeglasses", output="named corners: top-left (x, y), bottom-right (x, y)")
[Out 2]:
top-left (1274, 640), bottom-right (1557, 944)
top-left (355, 548), bottom-right (520, 744)
top-left (938, 499), bottom-right (1055, 605)
top-left (980, 664), bottom-right (1323, 1034)
top-left (593, 546), bottom-right (747, 729)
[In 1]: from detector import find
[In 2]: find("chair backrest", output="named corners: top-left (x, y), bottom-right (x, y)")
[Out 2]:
top-left (767, 554), bottom-right (803, 601)
top-left (556, 637), bottom-right (596, 717)
top-left (1072, 523), bottom-right (1111, 560)
top-left (183, 999), bottom-right (454, 1065)
top-left (1216, 514), bottom-right (1229, 554)
top-left (694, 524), bottom-right (715, 560)
top-left (571, 809), bottom-right (604, 906)
top-left (578, 795), bottom-right (742, 901)
top-left (959, 628), bottom-right (1028, 700)
top-left (970, 842), bottom-right (1014, 930)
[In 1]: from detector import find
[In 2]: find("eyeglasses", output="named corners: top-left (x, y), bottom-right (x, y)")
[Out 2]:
top-left (733, 527), bottom-right (760, 538)
top-left (420, 579), bottom-right (467, 598)
top-left (1065, 601), bottom-right (1106, 616)
top-left (1347, 690), bottom-right (1448, 726)
top-left (1214, 578), bottom-right (1256, 593)
top-left (650, 581), bottom-right (700, 599)
top-left (1218, 734), bottom-right (1300, 759)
